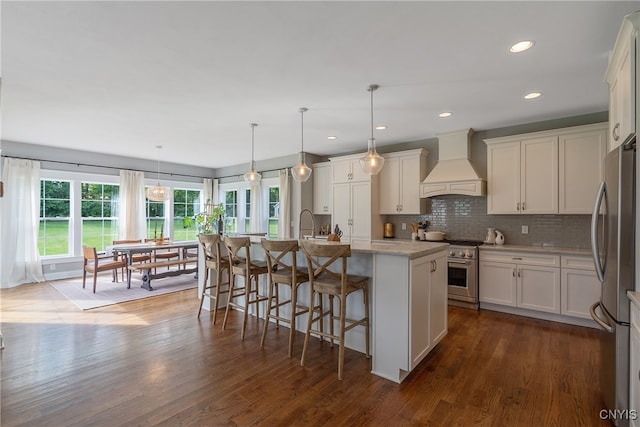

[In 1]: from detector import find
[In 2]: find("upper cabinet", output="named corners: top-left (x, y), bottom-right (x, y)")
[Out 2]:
top-left (605, 12), bottom-right (639, 151)
top-left (312, 162), bottom-right (332, 215)
top-left (485, 123), bottom-right (607, 215)
top-left (331, 156), bottom-right (369, 183)
top-left (378, 149), bottom-right (428, 215)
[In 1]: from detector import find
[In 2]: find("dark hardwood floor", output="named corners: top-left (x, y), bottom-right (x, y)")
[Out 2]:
top-left (1, 282), bottom-right (610, 426)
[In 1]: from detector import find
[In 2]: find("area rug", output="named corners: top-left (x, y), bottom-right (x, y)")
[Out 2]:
top-left (50, 273), bottom-right (198, 310)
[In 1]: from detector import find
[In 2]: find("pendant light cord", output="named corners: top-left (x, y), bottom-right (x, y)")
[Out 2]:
top-left (250, 123), bottom-right (257, 166)
top-left (370, 86), bottom-right (374, 141)
top-left (300, 107), bottom-right (307, 152)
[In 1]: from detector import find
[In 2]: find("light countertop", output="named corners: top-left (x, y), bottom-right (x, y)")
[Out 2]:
top-left (479, 244), bottom-right (591, 256)
top-left (300, 238), bottom-right (449, 260)
top-left (629, 291), bottom-right (640, 310)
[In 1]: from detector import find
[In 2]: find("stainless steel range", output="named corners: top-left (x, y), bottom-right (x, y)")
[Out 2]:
top-left (444, 239), bottom-right (483, 310)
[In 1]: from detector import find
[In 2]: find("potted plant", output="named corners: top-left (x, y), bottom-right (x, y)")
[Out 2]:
top-left (194, 202), bottom-right (225, 235)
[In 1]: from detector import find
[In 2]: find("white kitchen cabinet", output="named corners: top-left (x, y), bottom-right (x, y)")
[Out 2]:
top-left (558, 125), bottom-right (607, 214)
top-left (560, 255), bottom-right (601, 319)
top-left (409, 250), bottom-right (448, 370)
top-left (312, 162), bottom-right (332, 215)
top-left (605, 12), bottom-right (638, 152)
top-left (480, 251), bottom-right (560, 314)
top-left (331, 156), bottom-right (369, 183)
top-left (329, 153), bottom-right (381, 242)
top-left (485, 123), bottom-right (608, 215)
top-left (379, 149), bottom-right (428, 215)
top-left (485, 136), bottom-right (557, 214)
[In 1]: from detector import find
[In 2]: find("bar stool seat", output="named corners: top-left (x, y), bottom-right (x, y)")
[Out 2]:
top-left (223, 236), bottom-right (269, 340)
top-left (197, 233), bottom-right (231, 323)
top-left (299, 241), bottom-right (370, 380)
top-left (260, 239), bottom-right (309, 357)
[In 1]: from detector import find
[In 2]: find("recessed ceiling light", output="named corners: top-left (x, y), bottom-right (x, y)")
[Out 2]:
top-left (524, 92), bottom-right (542, 100)
top-left (438, 112), bottom-right (452, 118)
top-left (510, 40), bottom-right (535, 53)
top-left (327, 136), bottom-right (337, 140)
top-left (375, 125), bottom-right (387, 130)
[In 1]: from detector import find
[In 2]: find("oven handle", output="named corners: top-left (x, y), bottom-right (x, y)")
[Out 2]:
top-left (448, 259), bottom-right (472, 265)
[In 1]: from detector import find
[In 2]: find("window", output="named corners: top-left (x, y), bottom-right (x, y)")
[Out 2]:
top-left (146, 195), bottom-right (166, 240)
top-left (39, 179), bottom-right (71, 256)
top-left (268, 186), bottom-right (279, 238)
top-left (173, 188), bottom-right (201, 241)
top-left (224, 190), bottom-right (238, 234)
top-left (81, 182), bottom-right (119, 251)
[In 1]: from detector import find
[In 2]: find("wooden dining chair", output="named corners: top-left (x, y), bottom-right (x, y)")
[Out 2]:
top-left (222, 236), bottom-right (269, 340)
top-left (299, 240), bottom-right (370, 380)
top-left (260, 239), bottom-right (309, 357)
top-left (144, 238), bottom-right (180, 272)
top-left (198, 234), bottom-right (231, 322)
top-left (82, 246), bottom-right (127, 293)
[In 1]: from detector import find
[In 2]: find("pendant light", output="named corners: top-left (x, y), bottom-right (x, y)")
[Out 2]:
top-left (146, 145), bottom-right (171, 201)
top-left (359, 84), bottom-right (385, 175)
top-left (244, 123), bottom-right (262, 186)
top-left (291, 107), bottom-right (312, 183)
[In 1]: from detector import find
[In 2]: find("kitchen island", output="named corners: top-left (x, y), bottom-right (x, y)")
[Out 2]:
top-left (198, 238), bottom-right (449, 383)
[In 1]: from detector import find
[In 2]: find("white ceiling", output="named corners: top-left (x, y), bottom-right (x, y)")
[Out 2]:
top-left (2, 1), bottom-right (638, 169)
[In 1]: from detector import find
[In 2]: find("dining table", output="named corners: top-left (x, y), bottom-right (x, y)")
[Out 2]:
top-left (107, 240), bottom-right (199, 290)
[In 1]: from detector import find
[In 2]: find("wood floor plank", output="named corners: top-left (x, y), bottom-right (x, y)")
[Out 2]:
top-left (1, 282), bottom-right (610, 426)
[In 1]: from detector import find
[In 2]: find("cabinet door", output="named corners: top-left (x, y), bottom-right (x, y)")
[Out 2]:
top-left (559, 129), bottom-right (607, 214)
top-left (350, 158), bottom-right (369, 182)
top-left (378, 157), bottom-right (400, 214)
top-left (410, 256), bottom-right (431, 370)
top-left (429, 254), bottom-right (448, 348)
top-left (332, 183), bottom-right (351, 239)
top-left (609, 42), bottom-right (635, 151)
top-left (400, 156), bottom-right (422, 214)
top-left (560, 268), bottom-right (601, 319)
top-left (517, 265), bottom-right (560, 314)
top-left (479, 261), bottom-right (517, 306)
top-left (313, 164), bottom-right (331, 214)
top-left (332, 159), bottom-right (351, 184)
top-left (350, 181), bottom-right (371, 241)
top-left (521, 137), bottom-right (558, 214)
top-left (487, 142), bottom-right (520, 214)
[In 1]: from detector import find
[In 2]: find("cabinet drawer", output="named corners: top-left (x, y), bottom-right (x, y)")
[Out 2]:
top-left (560, 255), bottom-right (596, 271)
top-left (480, 251), bottom-right (560, 267)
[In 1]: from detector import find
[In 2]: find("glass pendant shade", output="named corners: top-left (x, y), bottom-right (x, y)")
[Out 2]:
top-left (244, 124), bottom-right (262, 187)
top-left (292, 151), bottom-right (312, 182)
top-left (360, 138), bottom-right (385, 175)
top-left (147, 145), bottom-right (171, 201)
top-left (360, 84), bottom-right (385, 175)
top-left (291, 107), bottom-right (312, 183)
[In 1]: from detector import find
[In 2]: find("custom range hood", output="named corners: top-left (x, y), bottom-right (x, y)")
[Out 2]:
top-left (420, 128), bottom-right (486, 197)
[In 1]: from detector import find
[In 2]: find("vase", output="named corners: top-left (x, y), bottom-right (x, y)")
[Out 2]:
top-left (217, 218), bottom-right (223, 235)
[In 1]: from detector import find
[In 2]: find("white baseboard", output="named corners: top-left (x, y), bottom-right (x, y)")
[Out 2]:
top-left (479, 302), bottom-right (598, 329)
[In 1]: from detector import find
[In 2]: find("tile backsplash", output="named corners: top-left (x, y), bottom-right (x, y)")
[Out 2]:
top-left (382, 195), bottom-right (591, 249)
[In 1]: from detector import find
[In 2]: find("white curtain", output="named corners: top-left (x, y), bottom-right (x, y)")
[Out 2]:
top-left (212, 178), bottom-right (219, 206)
top-left (203, 178), bottom-right (213, 207)
top-left (118, 170), bottom-right (147, 240)
top-left (249, 182), bottom-right (263, 233)
top-left (278, 169), bottom-right (291, 238)
top-left (1, 158), bottom-right (45, 287)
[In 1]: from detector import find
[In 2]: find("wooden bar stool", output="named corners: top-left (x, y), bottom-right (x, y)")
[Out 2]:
top-left (223, 236), bottom-right (269, 340)
top-left (197, 234), bottom-right (231, 323)
top-left (299, 240), bottom-right (370, 380)
top-left (260, 239), bottom-right (309, 357)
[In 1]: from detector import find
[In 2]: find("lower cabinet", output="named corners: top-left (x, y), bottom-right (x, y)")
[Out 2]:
top-left (560, 255), bottom-right (601, 319)
top-left (409, 251), bottom-right (448, 370)
top-left (479, 251), bottom-right (560, 314)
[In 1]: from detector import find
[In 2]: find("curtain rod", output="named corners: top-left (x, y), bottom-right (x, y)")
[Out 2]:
top-left (214, 167), bottom-right (287, 180)
top-left (1, 154), bottom-right (210, 180)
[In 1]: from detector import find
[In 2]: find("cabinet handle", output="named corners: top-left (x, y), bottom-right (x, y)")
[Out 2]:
top-left (399, 204), bottom-right (403, 211)
top-left (517, 269), bottom-right (521, 278)
top-left (512, 268), bottom-right (516, 277)
top-left (612, 123), bottom-right (620, 141)
top-left (517, 202), bottom-right (520, 211)
top-left (512, 257), bottom-right (522, 260)
top-left (522, 202), bottom-right (526, 211)
top-left (430, 260), bottom-right (437, 272)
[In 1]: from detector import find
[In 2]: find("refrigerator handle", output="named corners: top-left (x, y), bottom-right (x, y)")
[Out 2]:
top-left (590, 301), bottom-right (614, 333)
top-left (590, 181), bottom-right (606, 283)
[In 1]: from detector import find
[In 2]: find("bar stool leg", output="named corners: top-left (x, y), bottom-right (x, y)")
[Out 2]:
top-left (364, 288), bottom-right (370, 358)
top-left (338, 294), bottom-right (347, 381)
top-left (260, 276), bottom-right (276, 348)
top-left (197, 265), bottom-right (210, 318)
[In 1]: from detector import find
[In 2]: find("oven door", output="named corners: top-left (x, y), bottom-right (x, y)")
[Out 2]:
top-left (447, 258), bottom-right (478, 302)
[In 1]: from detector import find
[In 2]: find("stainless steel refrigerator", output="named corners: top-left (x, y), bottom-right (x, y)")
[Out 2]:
top-left (591, 136), bottom-right (636, 426)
